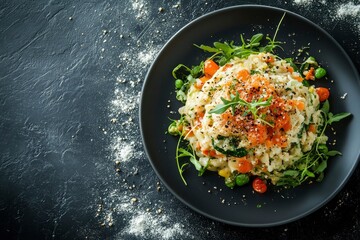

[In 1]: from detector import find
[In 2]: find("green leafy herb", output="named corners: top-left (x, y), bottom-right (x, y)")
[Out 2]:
top-left (327, 112), bottom-right (352, 125)
top-left (175, 133), bottom-right (208, 185)
top-left (209, 92), bottom-right (273, 127)
top-left (178, 147), bottom-right (207, 176)
top-left (175, 135), bottom-right (189, 185)
top-left (195, 13), bottom-right (286, 65)
top-left (211, 139), bottom-right (247, 157)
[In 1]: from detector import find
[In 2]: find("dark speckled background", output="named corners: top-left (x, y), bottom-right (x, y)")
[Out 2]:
top-left (1, 0), bottom-right (359, 239)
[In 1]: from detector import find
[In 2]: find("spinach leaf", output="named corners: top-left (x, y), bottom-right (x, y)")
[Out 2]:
top-left (211, 139), bottom-right (247, 157)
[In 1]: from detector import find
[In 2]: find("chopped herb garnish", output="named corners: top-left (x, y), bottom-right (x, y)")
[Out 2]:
top-left (209, 92), bottom-right (274, 127)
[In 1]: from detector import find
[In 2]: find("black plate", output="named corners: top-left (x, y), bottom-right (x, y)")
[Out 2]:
top-left (140, 5), bottom-right (360, 226)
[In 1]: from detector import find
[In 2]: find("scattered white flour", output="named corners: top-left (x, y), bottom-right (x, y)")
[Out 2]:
top-left (109, 44), bottom-right (160, 167)
top-left (97, 185), bottom-right (190, 239)
top-left (336, 2), bottom-right (360, 33)
top-left (337, 2), bottom-right (360, 18)
top-left (292, 0), bottom-right (329, 6)
top-left (138, 48), bottom-right (158, 65)
top-left (125, 212), bottom-right (186, 239)
top-left (97, 3), bottom-right (189, 238)
top-left (293, 0), bottom-right (312, 6)
top-left (131, 0), bottom-right (150, 20)
top-left (111, 137), bottom-right (136, 163)
top-left (111, 88), bottom-right (139, 113)
top-left (290, 1), bottom-right (360, 35)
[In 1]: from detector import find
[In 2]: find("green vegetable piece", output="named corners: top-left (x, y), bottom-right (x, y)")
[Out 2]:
top-left (315, 67), bottom-right (327, 79)
top-left (235, 174), bottom-right (250, 186)
top-left (168, 121), bottom-right (179, 136)
top-left (285, 58), bottom-right (299, 72)
top-left (176, 90), bottom-right (187, 103)
top-left (175, 79), bottom-right (184, 89)
top-left (212, 139), bottom-right (247, 157)
top-left (225, 175), bottom-right (236, 189)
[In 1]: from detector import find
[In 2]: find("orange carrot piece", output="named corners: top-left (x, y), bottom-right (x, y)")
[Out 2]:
top-left (204, 59), bottom-right (219, 78)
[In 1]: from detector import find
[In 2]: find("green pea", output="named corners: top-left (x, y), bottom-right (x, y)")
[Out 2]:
top-left (235, 174), bottom-right (250, 186)
top-left (175, 79), bottom-right (184, 89)
top-left (315, 67), bottom-right (327, 79)
top-left (225, 176), bottom-right (236, 189)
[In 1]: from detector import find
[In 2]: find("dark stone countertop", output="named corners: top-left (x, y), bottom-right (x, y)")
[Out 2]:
top-left (1, 0), bottom-right (359, 239)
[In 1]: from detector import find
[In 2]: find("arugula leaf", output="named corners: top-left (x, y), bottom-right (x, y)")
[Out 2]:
top-left (179, 148), bottom-right (201, 170)
top-left (209, 93), bottom-right (273, 126)
top-left (249, 33), bottom-right (263, 45)
top-left (194, 44), bottom-right (218, 53)
top-left (176, 144), bottom-right (209, 181)
top-left (194, 13), bottom-right (286, 66)
top-left (282, 170), bottom-right (299, 177)
top-left (304, 170), bottom-right (315, 178)
top-left (327, 112), bottom-right (351, 125)
top-left (326, 150), bottom-right (342, 156)
top-left (315, 160), bottom-right (327, 173)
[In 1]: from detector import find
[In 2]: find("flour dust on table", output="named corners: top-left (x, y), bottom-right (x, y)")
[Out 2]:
top-left (93, 1), bottom-right (204, 238)
top-left (292, 0), bottom-right (360, 36)
top-left (336, 2), bottom-right (360, 33)
top-left (102, 49), bottom-right (193, 239)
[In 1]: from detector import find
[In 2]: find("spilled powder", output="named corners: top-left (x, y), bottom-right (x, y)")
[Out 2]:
top-left (292, 0), bottom-right (327, 5)
top-left (293, 0), bottom-right (312, 6)
top-left (138, 48), bottom-right (158, 65)
top-left (291, 0), bottom-right (360, 35)
top-left (131, 0), bottom-right (150, 20)
top-left (336, 1), bottom-right (360, 33)
top-left (95, 3), bottom-right (193, 239)
top-left (111, 137), bottom-right (136, 163)
top-left (336, 2), bottom-right (360, 18)
top-left (125, 212), bottom-right (186, 239)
